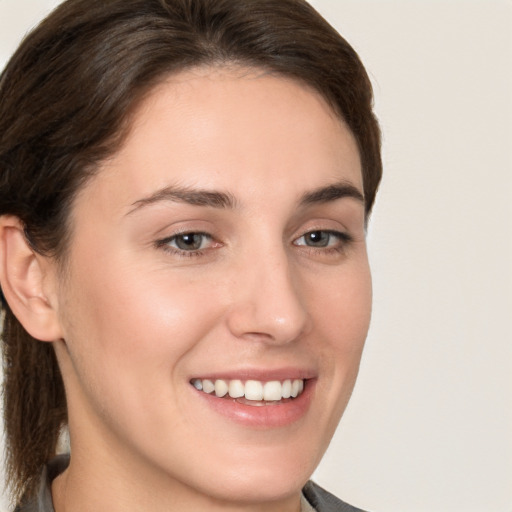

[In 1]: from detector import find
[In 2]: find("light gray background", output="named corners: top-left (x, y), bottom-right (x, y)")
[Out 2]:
top-left (1, 1), bottom-right (511, 511)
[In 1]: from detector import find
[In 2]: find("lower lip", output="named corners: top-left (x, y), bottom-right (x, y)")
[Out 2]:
top-left (193, 380), bottom-right (316, 428)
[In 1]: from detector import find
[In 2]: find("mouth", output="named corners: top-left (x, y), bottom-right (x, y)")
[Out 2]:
top-left (190, 378), bottom-right (305, 406)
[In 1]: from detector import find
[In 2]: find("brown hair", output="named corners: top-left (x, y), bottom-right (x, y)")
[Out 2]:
top-left (0, 0), bottom-right (382, 503)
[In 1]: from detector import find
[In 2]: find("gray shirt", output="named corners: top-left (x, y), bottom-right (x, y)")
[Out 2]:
top-left (15, 455), bottom-right (368, 512)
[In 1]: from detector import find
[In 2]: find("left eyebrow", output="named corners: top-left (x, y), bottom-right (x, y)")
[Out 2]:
top-left (299, 181), bottom-right (364, 207)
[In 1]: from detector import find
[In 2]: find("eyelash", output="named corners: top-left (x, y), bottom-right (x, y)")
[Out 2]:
top-left (155, 229), bottom-right (352, 259)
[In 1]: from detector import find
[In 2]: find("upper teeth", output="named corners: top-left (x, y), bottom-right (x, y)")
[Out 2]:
top-left (191, 378), bottom-right (305, 401)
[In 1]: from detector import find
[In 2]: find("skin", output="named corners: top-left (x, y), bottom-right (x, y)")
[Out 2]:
top-left (40, 67), bottom-right (372, 511)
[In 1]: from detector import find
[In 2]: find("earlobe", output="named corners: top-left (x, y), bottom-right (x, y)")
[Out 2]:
top-left (0, 215), bottom-right (63, 342)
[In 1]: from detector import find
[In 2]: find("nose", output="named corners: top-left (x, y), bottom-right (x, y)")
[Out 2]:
top-left (225, 247), bottom-right (311, 345)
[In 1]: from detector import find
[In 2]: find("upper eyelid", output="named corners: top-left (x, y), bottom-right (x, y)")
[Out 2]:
top-left (290, 215), bottom-right (351, 234)
top-left (293, 227), bottom-right (351, 240)
top-left (149, 217), bottom-right (219, 239)
top-left (163, 230), bottom-right (211, 238)
top-left (156, 227), bottom-right (214, 242)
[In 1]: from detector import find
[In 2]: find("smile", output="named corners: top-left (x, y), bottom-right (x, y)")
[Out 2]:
top-left (190, 378), bottom-right (305, 403)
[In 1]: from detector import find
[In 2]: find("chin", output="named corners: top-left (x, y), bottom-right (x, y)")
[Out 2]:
top-left (189, 441), bottom-right (321, 505)
top-left (198, 469), bottom-right (309, 506)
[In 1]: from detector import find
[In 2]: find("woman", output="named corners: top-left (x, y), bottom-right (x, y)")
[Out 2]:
top-left (0, 0), bottom-right (382, 510)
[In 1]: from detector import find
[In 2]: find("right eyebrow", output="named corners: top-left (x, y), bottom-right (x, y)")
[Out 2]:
top-left (126, 185), bottom-right (238, 215)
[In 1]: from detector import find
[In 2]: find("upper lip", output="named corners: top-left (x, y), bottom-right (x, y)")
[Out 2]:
top-left (189, 367), bottom-right (317, 382)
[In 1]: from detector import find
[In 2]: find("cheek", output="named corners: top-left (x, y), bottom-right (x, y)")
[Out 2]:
top-left (58, 251), bottom-right (222, 409)
top-left (67, 245), bottom-right (214, 338)
top-left (57, 256), bottom-right (230, 467)
top-left (308, 256), bottom-right (372, 348)
top-left (331, 263), bottom-right (372, 377)
top-left (304, 257), bottom-right (372, 417)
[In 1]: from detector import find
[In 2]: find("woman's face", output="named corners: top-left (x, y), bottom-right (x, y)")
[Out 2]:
top-left (52, 67), bottom-right (372, 508)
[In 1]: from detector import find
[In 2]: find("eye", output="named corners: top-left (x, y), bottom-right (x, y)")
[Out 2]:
top-left (159, 232), bottom-right (213, 252)
top-left (293, 230), bottom-right (351, 249)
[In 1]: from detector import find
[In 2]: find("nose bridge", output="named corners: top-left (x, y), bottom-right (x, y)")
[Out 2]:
top-left (226, 241), bottom-right (310, 344)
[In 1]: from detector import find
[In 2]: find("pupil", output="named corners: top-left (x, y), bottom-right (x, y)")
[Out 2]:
top-left (307, 231), bottom-right (328, 247)
top-left (177, 233), bottom-right (201, 250)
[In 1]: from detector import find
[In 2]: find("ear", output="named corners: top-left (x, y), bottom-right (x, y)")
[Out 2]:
top-left (0, 215), bottom-right (63, 342)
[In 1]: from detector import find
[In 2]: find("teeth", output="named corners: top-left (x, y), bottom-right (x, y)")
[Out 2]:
top-left (291, 379), bottom-right (300, 398)
top-left (191, 377), bottom-right (306, 401)
top-left (202, 379), bottom-right (215, 394)
top-left (214, 379), bottom-right (228, 398)
top-left (245, 380), bottom-right (263, 400)
top-left (228, 379), bottom-right (244, 398)
top-left (263, 381), bottom-right (282, 401)
top-left (282, 379), bottom-right (292, 399)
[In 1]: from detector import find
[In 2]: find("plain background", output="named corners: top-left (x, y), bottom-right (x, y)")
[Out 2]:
top-left (1, 1), bottom-right (511, 511)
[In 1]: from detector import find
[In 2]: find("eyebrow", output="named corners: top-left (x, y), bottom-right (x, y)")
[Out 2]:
top-left (299, 181), bottom-right (364, 206)
top-left (127, 180), bottom-right (364, 215)
top-left (127, 185), bottom-right (237, 214)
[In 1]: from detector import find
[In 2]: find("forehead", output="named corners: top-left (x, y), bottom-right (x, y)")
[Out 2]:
top-left (74, 66), bottom-right (363, 217)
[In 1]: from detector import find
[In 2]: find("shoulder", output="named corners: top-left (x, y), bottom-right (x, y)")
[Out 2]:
top-left (302, 481), bottom-right (369, 512)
